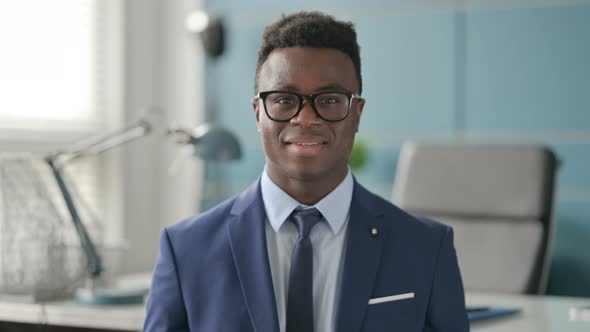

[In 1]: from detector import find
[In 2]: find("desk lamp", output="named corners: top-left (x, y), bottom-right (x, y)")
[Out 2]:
top-left (45, 113), bottom-right (240, 305)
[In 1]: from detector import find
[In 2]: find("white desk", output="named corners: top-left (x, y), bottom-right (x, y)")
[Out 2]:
top-left (1, 292), bottom-right (589, 331)
top-left (469, 292), bottom-right (590, 331)
top-left (0, 300), bottom-right (145, 331)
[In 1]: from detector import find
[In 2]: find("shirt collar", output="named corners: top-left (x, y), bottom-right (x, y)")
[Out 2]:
top-left (260, 166), bottom-right (353, 235)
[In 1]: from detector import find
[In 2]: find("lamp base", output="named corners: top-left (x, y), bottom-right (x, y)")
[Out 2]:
top-left (75, 286), bottom-right (146, 305)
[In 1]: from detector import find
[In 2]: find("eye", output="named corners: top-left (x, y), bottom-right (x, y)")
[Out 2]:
top-left (320, 98), bottom-right (337, 104)
top-left (276, 97), bottom-right (295, 104)
top-left (269, 93), bottom-right (298, 105)
top-left (317, 94), bottom-right (345, 105)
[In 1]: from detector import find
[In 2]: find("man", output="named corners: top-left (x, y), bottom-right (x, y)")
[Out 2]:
top-left (145, 11), bottom-right (469, 332)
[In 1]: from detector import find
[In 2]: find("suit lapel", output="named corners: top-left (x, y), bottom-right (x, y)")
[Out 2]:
top-left (227, 180), bottom-right (280, 332)
top-left (335, 181), bottom-right (388, 332)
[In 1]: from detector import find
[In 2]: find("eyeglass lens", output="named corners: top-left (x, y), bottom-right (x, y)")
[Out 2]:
top-left (265, 92), bottom-right (349, 121)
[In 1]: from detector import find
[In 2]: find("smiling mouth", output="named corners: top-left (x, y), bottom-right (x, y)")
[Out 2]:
top-left (285, 139), bottom-right (327, 156)
top-left (285, 135), bottom-right (328, 145)
top-left (291, 142), bottom-right (324, 146)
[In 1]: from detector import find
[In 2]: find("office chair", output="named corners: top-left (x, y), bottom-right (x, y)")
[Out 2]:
top-left (392, 143), bottom-right (560, 294)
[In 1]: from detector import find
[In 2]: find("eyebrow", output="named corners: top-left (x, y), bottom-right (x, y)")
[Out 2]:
top-left (271, 83), bottom-right (350, 93)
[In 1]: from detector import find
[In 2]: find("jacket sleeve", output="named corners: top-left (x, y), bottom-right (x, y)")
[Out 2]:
top-left (143, 228), bottom-right (189, 332)
top-left (424, 226), bottom-right (470, 332)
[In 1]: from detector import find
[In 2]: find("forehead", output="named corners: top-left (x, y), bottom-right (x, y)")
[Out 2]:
top-left (258, 47), bottom-right (359, 93)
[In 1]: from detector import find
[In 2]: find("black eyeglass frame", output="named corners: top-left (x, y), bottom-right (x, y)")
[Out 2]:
top-left (253, 90), bottom-right (363, 122)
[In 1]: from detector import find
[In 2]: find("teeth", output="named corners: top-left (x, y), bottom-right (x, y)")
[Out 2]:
top-left (296, 142), bottom-right (321, 146)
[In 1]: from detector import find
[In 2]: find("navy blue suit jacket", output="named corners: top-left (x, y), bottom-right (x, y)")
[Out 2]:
top-left (144, 180), bottom-right (469, 331)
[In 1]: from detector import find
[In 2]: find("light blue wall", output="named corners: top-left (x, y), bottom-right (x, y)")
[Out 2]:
top-left (202, 1), bottom-right (590, 297)
top-left (463, 4), bottom-right (590, 297)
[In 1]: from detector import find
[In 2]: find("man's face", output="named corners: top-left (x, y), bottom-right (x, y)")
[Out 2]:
top-left (253, 47), bottom-right (364, 183)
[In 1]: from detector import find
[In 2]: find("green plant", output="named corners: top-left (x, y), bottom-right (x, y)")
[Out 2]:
top-left (349, 138), bottom-right (369, 172)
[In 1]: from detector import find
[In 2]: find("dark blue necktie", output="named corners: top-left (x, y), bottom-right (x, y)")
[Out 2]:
top-left (286, 208), bottom-right (323, 332)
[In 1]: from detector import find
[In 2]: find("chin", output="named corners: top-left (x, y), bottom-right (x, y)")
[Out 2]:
top-left (285, 164), bottom-right (337, 182)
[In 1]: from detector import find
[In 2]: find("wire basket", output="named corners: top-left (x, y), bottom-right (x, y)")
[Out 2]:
top-left (0, 154), bottom-right (108, 302)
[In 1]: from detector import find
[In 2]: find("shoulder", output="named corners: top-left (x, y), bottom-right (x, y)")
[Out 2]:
top-left (166, 195), bottom-right (236, 237)
top-left (354, 181), bottom-right (451, 241)
top-left (163, 180), bottom-right (261, 246)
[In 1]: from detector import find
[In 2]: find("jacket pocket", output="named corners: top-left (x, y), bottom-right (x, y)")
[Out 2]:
top-left (362, 297), bottom-right (416, 332)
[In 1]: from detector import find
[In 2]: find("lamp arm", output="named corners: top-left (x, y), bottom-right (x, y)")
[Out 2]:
top-left (45, 157), bottom-right (103, 278)
top-left (51, 119), bottom-right (152, 168)
top-left (44, 117), bottom-right (153, 281)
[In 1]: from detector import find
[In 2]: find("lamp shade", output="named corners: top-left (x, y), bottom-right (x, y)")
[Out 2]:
top-left (169, 124), bottom-right (241, 161)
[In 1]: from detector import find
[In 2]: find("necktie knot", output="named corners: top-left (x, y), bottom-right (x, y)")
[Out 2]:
top-left (291, 208), bottom-right (323, 239)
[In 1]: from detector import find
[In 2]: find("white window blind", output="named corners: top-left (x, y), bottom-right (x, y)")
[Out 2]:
top-left (0, 0), bottom-right (121, 245)
top-left (0, 0), bottom-right (105, 135)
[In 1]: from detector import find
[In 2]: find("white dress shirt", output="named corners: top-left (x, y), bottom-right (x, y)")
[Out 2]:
top-left (261, 167), bottom-right (353, 332)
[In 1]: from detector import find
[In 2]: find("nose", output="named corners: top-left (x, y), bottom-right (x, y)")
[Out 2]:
top-left (291, 100), bottom-right (321, 128)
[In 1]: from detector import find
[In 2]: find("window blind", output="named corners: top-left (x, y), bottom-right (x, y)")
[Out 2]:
top-left (0, 0), bottom-right (104, 132)
top-left (0, 0), bottom-right (120, 246)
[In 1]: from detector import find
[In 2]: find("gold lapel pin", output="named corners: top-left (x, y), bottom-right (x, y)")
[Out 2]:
top-left (371, 227), bottom-right (379, 238)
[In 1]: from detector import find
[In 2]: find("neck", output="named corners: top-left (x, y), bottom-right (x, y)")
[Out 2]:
top-left (266, 163), bottom-right (349, 206)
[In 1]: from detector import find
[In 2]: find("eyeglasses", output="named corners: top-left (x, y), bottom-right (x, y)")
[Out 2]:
top-left (253, 90), bottom-right (362, 122)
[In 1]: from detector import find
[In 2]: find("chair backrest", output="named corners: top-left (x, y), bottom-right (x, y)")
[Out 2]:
top-left (392, 142), bottom-right (559, 294)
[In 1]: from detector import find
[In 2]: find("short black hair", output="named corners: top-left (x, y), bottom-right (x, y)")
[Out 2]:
top-left (255, 11), bottom-right (362, 94)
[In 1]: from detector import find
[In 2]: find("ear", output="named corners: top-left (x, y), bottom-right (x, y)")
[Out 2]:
top-left (354, 98), bottom-right (365, 132)
top-left (252, 99), bottom-right (261, 132)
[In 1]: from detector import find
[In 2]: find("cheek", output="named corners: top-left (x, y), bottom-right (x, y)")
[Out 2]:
top-left (259, 121), bottom-right (283, 151)
top-left (341, 136), bottom-right (356, 157)
top-left (261, 130), bottom-right (276, 150)
top-left (335, 123), bottom-right (357, 152)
